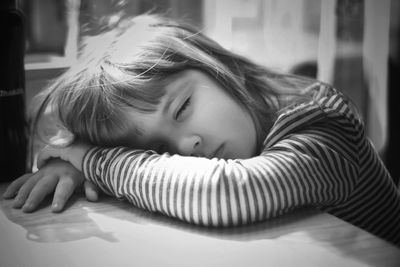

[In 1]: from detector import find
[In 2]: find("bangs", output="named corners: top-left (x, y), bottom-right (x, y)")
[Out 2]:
top-left (54, 62), bottom-right (169, 146)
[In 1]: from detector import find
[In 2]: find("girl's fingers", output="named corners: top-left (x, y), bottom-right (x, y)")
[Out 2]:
top-left (12, 173), bottom-right (43, 208)
top-left (51, 176), bottom-right (77, 213)
top-left (3, 173), bottom-right (32, 199)
top-left (84, 180), bottom-right (99, 202)
top-left (22, 175), bottom-right (59, 212)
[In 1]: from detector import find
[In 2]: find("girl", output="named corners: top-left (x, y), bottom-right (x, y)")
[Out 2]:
top-left (3, 14), bottom-right (400, 246)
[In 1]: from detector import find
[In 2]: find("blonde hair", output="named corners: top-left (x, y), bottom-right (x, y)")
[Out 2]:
top-left (32, 14), bottom-right (316, 152)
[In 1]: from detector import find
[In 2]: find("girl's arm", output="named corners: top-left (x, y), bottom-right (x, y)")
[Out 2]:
top-left (82, 130), bottom-right (358, 227)
top-left (80, 96), bottom-right (361, 226)
top-left (37, 92), bottom-right (361, 226)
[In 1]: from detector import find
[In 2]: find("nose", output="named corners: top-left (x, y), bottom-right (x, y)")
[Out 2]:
top-left (176, 135), bottom-right (202, 157)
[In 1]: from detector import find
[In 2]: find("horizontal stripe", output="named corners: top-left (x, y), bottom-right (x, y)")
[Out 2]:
top-left (82, 84), bottom-right (400, 246)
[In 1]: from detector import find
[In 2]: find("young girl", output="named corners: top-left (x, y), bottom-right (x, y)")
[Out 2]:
top-left (3, 14), bottom-right (400, 246)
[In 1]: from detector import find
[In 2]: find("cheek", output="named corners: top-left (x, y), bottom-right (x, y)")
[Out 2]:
top-left (200, 97), bottom-right (252, 135)
top-left (197, 99), bottom-right (230, 128)
top-left (221, 103), bottom-right (257, 156)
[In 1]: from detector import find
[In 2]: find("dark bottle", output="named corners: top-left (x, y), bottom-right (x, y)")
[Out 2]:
top-left (0, 0), bottom-right (28, 181)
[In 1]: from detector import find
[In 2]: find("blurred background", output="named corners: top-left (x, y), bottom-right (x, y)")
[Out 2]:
top-left (20, 0), bottom-right (399, 182)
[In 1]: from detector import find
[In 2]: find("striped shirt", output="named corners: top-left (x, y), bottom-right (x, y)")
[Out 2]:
top-left (82, 83), bottom-right (400, 246)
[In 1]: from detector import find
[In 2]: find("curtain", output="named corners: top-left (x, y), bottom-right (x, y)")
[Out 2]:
top-left (203, 0), bottom-right (392, 154)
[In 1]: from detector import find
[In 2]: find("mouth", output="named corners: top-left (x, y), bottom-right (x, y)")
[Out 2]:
top-left (211, 144), bottom-right (225, 159)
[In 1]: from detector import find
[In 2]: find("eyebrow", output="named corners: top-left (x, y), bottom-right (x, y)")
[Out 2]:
top-left (162, 79), bottom-right (191, 115)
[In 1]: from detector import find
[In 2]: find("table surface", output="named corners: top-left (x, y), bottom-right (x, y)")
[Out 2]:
top-left (0, 183), bottom-right (399, 267)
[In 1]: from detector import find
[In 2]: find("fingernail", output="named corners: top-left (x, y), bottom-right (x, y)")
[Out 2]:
top-left (12, 199), bottom-right (23, 208)
top-left (3, 189), bottom-right (13, 198)
top-left (52, 202), bottom-right (60, 211)
top-left (22, 203), bottom-right (32, 211)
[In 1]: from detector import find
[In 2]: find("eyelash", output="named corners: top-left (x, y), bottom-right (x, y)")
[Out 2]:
top-left (175, 97), bottom-right (191, 120)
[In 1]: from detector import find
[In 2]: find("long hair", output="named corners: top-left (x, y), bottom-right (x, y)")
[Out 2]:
top-left (31, 14), bottom-right (317, 154)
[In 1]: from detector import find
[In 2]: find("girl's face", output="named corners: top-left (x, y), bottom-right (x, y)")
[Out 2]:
top-left (125, 69), bottom-right (257, 159)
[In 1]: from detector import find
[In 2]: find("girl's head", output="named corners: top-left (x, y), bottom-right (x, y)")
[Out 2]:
top-left (33, 14), bottom-right (315, 159)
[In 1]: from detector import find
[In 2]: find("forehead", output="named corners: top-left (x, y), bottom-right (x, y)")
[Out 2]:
top-left (163, 69), bottom-right (207, 86)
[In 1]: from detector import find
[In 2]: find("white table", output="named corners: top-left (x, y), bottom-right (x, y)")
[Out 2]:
top-left (0, 183), bottom-right (399, 267)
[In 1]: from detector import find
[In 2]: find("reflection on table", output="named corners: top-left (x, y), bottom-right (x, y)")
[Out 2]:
top-left (0, 183), bottom-right (399, 267)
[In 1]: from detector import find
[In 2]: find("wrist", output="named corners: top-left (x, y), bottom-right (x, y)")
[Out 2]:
top-left (68, 143), bottom-right (92, 172)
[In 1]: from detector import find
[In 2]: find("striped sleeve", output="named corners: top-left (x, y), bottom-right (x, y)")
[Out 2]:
top-left (82, 91), bottom-right (360, 227)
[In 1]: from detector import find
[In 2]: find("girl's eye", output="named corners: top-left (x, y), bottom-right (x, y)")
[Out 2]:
top-left (175, 97), bottom-right (191, 120)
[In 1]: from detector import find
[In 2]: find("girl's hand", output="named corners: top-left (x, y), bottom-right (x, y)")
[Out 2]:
top-left (37, 142), bottom-right (93, 172)
top-left (2, 158), bottom-right (99, 212)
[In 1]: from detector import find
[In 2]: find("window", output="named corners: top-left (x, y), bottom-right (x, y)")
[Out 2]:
top-left (22, 0), bottom-right (203, 70)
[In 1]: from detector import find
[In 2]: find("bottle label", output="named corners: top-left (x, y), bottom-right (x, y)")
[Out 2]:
top-left (0, 88), bottom-right (24, 97)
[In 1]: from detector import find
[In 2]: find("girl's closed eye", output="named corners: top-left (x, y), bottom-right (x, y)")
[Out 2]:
top-left (175, 96), bottom-right (191, 121)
